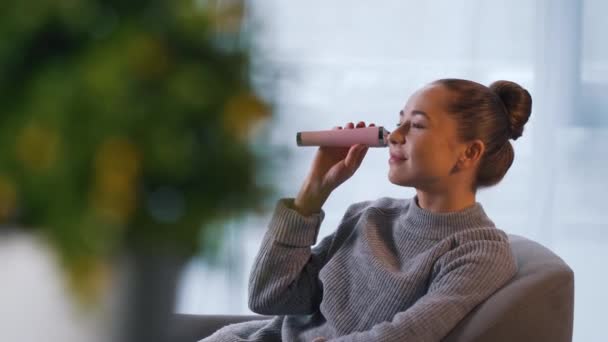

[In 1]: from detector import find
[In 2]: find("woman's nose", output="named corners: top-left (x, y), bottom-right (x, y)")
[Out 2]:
top-left (388, 129), bottom-right (405, 145)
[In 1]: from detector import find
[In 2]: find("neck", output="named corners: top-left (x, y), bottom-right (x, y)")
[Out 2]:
top-left (401, 193), bottom-right (492, 240)
top-left (415, 188), bottom-right (476, 213)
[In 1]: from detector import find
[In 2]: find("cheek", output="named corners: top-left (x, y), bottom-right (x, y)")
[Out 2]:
top-left (410, 138), bottom-right (454, 171)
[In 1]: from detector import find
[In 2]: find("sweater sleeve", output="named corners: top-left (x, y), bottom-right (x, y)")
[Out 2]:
top-left (248, 197), bottom-right (334, 315)
top-left (329, 238), bottom-right (518, 342)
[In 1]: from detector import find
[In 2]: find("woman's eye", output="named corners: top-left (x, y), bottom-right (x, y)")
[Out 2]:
top-left (396, 122), bottom-right (425, 129)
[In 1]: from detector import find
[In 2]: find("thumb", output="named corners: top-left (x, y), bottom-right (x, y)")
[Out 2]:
top-left (344, 144), bottom-right (367, 170)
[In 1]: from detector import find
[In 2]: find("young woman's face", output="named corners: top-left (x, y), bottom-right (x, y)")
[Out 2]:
top-left (387, 84), bottom-right (466, 190)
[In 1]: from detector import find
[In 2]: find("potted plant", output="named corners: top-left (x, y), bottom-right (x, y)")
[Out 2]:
top-left (0, 0), bottom-right (276, 341)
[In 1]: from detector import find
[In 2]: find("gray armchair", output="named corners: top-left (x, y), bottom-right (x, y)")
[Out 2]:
top-left (169, 234), bottom-right (574, 342)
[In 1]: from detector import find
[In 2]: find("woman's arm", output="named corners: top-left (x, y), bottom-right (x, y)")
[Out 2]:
top-left (247, 122), bottom-right (371, 315)
top-left (328, 238), bottom-right (518, 342)
top-left (247, 197), bottom-right (334, 315)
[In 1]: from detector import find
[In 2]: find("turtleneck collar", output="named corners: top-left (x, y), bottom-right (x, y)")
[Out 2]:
top-left (399, 195), bottom-right (495, 240)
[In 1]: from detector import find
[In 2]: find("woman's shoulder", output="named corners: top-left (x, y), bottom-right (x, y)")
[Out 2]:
top-left (436, 227), bottom-right (516, 272)
top-left (451, 226), bottom-right (510, 245)
top-left (345, 196), bottom-right (411, 216)
top-left (440, 227), bottom-right (514, 269)
top-left (334, 197), bottom-right (411, 235)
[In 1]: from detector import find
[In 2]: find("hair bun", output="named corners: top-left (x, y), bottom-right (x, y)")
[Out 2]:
top-left (489, 80), bottom-right (532, 140)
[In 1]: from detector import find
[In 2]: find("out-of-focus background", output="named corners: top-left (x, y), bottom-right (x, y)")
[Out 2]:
top-left (177, 1), bottom-right (606, 342)
top-left (1, 0), bottom-right (606, 341)
top-left (0, 0), bottom-right (276, 341)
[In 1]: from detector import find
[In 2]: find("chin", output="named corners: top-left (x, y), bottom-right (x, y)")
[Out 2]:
top-left (388, 171), bottom-right (415, 187)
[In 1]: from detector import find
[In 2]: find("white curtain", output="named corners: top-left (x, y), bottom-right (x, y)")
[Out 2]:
top-left (177, 1), bottom-right (607, 341)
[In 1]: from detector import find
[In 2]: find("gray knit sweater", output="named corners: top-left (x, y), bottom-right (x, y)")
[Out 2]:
top-left (202, 196), bottom-right (517, 342)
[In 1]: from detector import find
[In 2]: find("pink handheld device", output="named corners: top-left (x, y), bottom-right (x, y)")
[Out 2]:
top-left (296, 126), bottom-right (390, 147)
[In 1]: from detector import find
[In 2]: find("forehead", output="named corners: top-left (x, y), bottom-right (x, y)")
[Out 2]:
top-left (402, 84), bottom-right (450, 116)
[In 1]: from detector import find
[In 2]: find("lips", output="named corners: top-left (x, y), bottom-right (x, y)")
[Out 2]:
top-left (389, 151), bottom-right (407, 160)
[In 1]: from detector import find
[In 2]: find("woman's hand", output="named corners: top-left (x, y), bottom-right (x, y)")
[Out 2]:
top-left (294, 121), bottom-right (373, 216)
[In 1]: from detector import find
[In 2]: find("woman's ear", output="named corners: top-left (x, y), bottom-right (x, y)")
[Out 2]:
top-left (455, 140), bottom-right (485, 171)
top-left (465, 139), bottom-right (485, 165)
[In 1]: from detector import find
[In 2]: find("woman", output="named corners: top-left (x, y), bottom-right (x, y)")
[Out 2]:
top-left (202, 79), bottom-right (532, 342)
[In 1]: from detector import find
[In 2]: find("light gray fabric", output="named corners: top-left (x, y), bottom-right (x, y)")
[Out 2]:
top-left (171, 234), bottom-right (573, 342)
top-left (198, 196), bottom-right (520, 341)
top-left (442, 234), bottom-right (574, 342)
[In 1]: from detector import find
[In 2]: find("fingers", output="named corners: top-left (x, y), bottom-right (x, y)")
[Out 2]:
top-left (356, 144), bottom-right (369, 162)
top-left (344, 145), bottom-right (359, 168)
top-left (344, 144), bottom-right (368, 170)
top-left (335, 121), bottom-right (375, 129)
top-left (351, 121), bottom-right (374, 128)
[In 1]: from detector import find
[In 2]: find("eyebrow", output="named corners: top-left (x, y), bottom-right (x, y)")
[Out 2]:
top-left (399, 110), bottom-right (431, 121)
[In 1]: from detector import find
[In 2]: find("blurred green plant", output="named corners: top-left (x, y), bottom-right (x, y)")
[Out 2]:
top-left (0, 0), bottom-right (276, 302)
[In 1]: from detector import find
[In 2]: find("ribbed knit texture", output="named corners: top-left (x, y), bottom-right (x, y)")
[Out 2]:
top-left (202, 196), bottom-right (517, 342)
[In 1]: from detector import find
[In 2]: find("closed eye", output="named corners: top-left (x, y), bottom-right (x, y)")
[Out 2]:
top-left (396, 122), bottom-right (425, 129)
